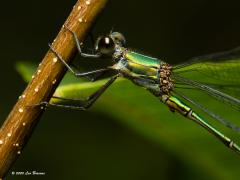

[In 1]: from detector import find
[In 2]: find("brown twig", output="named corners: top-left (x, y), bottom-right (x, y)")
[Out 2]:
top-left (0, 0), bottom-right (108, 178)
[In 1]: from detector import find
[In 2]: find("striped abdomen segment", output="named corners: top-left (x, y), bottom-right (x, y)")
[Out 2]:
top-left (162, 95), bottom-right (240, 153)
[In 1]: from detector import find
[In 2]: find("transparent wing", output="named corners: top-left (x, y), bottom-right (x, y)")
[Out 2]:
top-left (174, 46), bottom-right (240, 83)
top-left (173, 90), bottom-right (240, 133)
top-left (172, 47), bottom-right (240, 132)
top-left (173, 47), bottom-right (240, 99)
top-left (174, 75), bottom-right (240, 112)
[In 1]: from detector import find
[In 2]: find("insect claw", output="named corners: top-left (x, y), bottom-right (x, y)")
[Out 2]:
top-left (63, 25), bottom-right (74, 35)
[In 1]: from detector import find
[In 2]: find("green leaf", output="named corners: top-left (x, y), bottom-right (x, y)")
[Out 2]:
top-left (16, 61), bottom-right (240, 179)
top-left (15, 61), bottom-right (36, 82)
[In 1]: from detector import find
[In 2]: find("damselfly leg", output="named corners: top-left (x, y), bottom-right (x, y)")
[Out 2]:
top-left (34, 27), bottom-right (119, 109)
top-left (36, 75), bottom-right (118, 110)
top-left (48, 44), bottom-right (110, 79)
top-left (64, 26), bottom-right (101, 58)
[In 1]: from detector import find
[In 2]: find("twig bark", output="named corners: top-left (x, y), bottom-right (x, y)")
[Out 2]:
top-left (0, 0), bottom-right (108, 178)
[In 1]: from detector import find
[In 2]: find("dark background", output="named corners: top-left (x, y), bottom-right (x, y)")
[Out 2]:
top-left (1, 0), bottom-right (240, 179)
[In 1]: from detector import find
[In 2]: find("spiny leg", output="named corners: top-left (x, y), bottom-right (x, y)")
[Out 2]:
top-left (162, 95), bottom-right (240, 155)
top-left (49, 44), bottom-right (111, 79)
top-left (37, 75), bottom-right (119, 110)
top-left (64, 25), bottom-right (101, 58)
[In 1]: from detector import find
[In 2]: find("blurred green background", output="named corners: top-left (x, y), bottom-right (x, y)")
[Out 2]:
top-left (1, 0), bottom-right (240, 179)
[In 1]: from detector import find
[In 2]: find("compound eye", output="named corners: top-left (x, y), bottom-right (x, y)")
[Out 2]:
top-left (95, 36), bottom-right (115, 55)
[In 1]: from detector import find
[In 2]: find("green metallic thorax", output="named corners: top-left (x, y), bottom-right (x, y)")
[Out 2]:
top-left (112, 47), bottom-right (174, 96)
top-left (122, 51), bottom-right (161, 80)
top-left (125, 51), bottom-right (161, 68)
top-left (112, 48), bottom-right (164, 96)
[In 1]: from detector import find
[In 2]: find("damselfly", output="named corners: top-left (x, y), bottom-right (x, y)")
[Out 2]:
top-left (42, 26), bottom-right (240, 155)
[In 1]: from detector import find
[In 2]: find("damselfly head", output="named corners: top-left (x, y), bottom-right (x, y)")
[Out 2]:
top-left (95, 32), bottom-right (126, 56)
top-left (95, 36), bottom-right (115, 56)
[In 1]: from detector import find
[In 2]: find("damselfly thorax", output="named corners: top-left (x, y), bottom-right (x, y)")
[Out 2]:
top-left (112, 46), bottom-right (174, 96)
